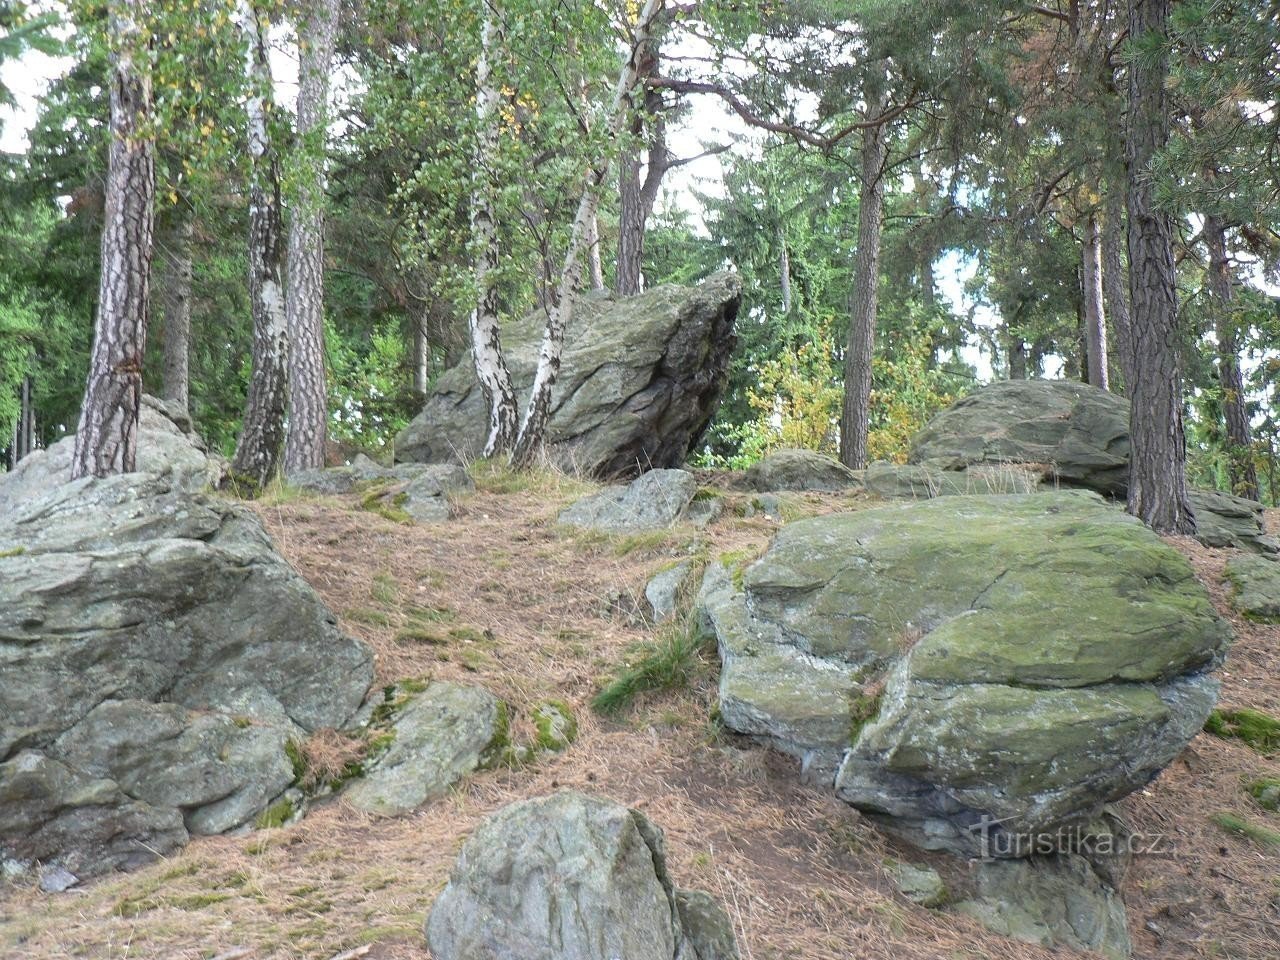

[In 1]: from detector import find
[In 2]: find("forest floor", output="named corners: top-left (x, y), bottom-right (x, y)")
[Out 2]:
top-left (3, 466), bottom-right (1279, 960)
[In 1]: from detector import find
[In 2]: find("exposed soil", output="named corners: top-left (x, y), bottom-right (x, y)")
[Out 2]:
top-left (3, 475), bottom-right (1278, 960)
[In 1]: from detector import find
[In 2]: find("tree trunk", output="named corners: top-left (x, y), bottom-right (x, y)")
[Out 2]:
top-left (615, 33), bottom-right (664, 297)
top-left (839, 91), bottom-right (888, 470)
top-left (586, 213), bottom-right (605, 291)
top-left (1009, 337), bottom-right (1028, 380)
top-left (1082, 212), bottom-right (1109, 390)
top-left (468, 3), bottom-right (519, 456)
top-left (283, 0), bottom-right (338, 474)
top-left (413, 311), bottom-right (429, 395)
top-left (71, 0), bottom-right (155, 480)
top-left (1203, 212), bottom-right (1259, 500)
top-left (1124, 0), bottom-right (1193, 532)
top-left (1102, 180), bottom-right (1133, 391)
top-left (11, 375), bottom-right (34, 466)
top-left (512, 0), bottom-right (666, 466)
top-left (230, 0), bottom-right (289, 490)
top-left (159, 210), bottom-right (193, 414)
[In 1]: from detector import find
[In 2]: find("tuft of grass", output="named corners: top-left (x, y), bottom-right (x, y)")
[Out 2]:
top-left (467, 456), bottom-right (597, 499)
top-left (1211, 811), bottom-right (1280, 848)
top-left (848, 684), bottom-right (884, 743)
top-left (0, 545), bottom-right (26, 558)
top-left (1204, 707), bottom-right (1280, 753)
top-left (394, 625), bottom-right (447, 645)
top-left (369, 573), bottom-right (400, 606)
top-left (255, 477), bottom-right (311, 506)
top-left (592, 616), bottom-right (715, 716)
top-left (345, 606), bottom-right (392, 627)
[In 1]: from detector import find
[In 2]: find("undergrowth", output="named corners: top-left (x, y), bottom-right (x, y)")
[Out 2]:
top-left (592, 615), bottom-right (715, 715)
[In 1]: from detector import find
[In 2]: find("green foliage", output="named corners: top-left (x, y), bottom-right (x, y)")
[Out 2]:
top-left (1210, 811), bottom-right (1280, 848)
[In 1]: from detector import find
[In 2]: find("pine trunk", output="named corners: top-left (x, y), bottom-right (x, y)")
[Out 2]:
top-left (839, 93), bottom-right (888, 470)
top-left (283, 0), bottom-right (338, 474)
top-left (1082, 213), bottom-right (1109, 390)
top-left (1204, 213), bottom-right (1259, 501)
top-left (230, 0), bottom-right (289, 490)
top-left (159, 211), bottom-right (194, 414)
top-left (615, 36), bottom-right (663, 297)
top-left (1102, 182), bottom-right (1133, 391)
top-left (467, 4), bottom-right (519, 457)
top-left (71, 0), bottom-right (155, 480)
top-left (1124, 0), bottom-right (1193, 533)
top-left (512, 0), bottom-right (667, 467)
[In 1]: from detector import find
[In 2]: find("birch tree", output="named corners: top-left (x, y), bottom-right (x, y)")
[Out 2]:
top-left (230, 0), bottom-right (290, 489)
top-left (468, 0), bottom-right (519, 457)
top-left (284, 0), bottom-right (339, 473)
top-left (1081, 211), bottom-right (1109, 390)
top-left (509, 0), bottom-right (667, 467)
top-left (71, 0), bottom-right (156, 479)
top-left (158, 209), bottom-right (194, 414)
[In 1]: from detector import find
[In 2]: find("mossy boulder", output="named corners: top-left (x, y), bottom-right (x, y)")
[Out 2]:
top-left (695, 491), bottom-right (1230, 856)
top-left (1224, 554), bottom-right (1280, 621)
top-left (743, 448), bottom-right (860, 492)
top-left (397, 274), bottom-right (740, 479)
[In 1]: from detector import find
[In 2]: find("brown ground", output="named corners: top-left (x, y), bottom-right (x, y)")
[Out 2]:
top-left (2, 469), bottom-right (1278, 960)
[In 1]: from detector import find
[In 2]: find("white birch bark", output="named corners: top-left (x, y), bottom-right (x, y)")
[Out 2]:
top-left (71, 0), bottom-right (155, 479)
top-left (467, 1), bottom-right (519, 457)
top-left (230, 0), bottom-right (290, 489)
top-left (1082, 212), bottom-right (1109, 390)
top-left (511, 0), bottom-right (666, 466)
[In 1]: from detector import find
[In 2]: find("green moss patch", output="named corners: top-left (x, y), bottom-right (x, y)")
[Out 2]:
top-left (1204, 707), bottom-right (1280, 754)
top-left (1246, 776), bottom-right (1280, 811)
top-left (1211, 811), bottom-right (1280, 848)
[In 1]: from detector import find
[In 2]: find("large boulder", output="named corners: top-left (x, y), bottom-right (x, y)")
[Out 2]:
top-left (0, 395), bottom-right (224, 515)
top-left (696, 492), bottom-right (1229, 856)
top-left (0, 473), bottom-right (374, 881)
top-left (426, 792), bottom-right (739, 960)
top-left (909, 379), bottom-right (1129, 495)
top-left (396, 274), bottom-right (740, 478)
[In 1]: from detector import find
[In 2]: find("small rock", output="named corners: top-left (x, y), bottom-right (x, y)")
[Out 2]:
top-left (686, 494), bottom-right (724, 528)
top-left (1189, 490), bottom-right (1279, 555)
top-left (952, 853), bottom-right (1132, 960)
top-left (742, 493), bottom-right (784, 520)
top-left (1224, 553), bottom-right (1280, 621)
top-left (342, 682), bottom-right (503, 817)
top-left (426, 791), bottom-right (739, 960)
top-left (645, 560), bottom-right (697, 623)
top-left (559, 469), bottom-right (698, 532)
top-left (38, 864), bottom-right (79, 893)
top-left (744, 448), bottom-right (859, 492)
top-left (885, 861), bottom-right (947, 908)
top-left (532, 700), bottom-right (578, 753)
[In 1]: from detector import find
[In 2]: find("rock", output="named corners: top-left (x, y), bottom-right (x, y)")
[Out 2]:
top-left (1225, 553), bottom-right (1280, 622)
top-left (0, 395), bottom-right (224, 515)
top-left (695, 491), bottom-right (1230, 855)
top-left (37, 864), bottom-right (79, 893)
top-left (0, 473), bottom-right (374, 879)
top-left (885, 861), bottom-right (948, 908)
top-left (396, 273), bottom-right (740, 479)
top-left (1190, 490), bottom-right (1279, 554)
top-left (674, 889), bottom-right (740, 960)
top-left (426, 791), bottom-right (739, 960)
top-left (685, 494), bottom-right (724, 529)
top-left (531, 700), bottom-right (578, 753)
top-left (342, 682), bottom-right (503, 817)
top-left (909, 379), bottom-right (1129, 496)
top-left (953, 853), bottom-right (1132, 960)
top-left (741, 492), bottom-right (785, 520)
top-left (864, 461), bottom-right (1044, 499)
top-left (646, 560), bottom-right (697, 623)
top-left (559, 469), bottom-right (698, 531)
top-left (744, 449), bottom-right (859, 492)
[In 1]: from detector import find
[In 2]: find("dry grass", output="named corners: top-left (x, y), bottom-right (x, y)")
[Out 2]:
top-left (3, 483), bottom-right (1279, 959)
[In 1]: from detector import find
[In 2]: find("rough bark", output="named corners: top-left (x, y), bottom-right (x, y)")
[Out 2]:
top-left (230, 0), bottom-right (289, 490)
top-left (511, 0), bottom-right (667, 467)
top-left (283, 0), bottom-right (339, 474)
top-left (1203, 212), bottom-right (1259, 501)
top-left (467, 3), bottom-right (518, 457)
top-left (11, 375), bottom-right (34, 466)
top-left (1124, 0), bottom-right (1193, 533)
top-left (1082, 212), bottom-right (1109, 390)
top-left (839, 91), bottom-right (888, 470)
top-left (1009, 338), bottom-right (1028, 380)
top-left (159, 211), bottom-right (193, 414)
top-left (1102, 181), bottom-right (1133, 391)
top-left (71, 0), bottom-right (155, 480)
top-left (615, 32), bottom-right (664, 297)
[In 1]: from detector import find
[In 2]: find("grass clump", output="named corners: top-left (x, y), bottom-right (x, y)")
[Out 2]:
top-left (848, 685), bottom-right (884, 743)
top-left (592, 616), bottom-right (715, 716)
top-left (1211, 811), bottom-right (1280, 848)
top-left (369, 573), bottom-right (400, 606)
top-left (467, 457), bottom-right (597, 499)
top-left (346, 606), bottom-right (392, 627)
top-left (0, 545), bottom-right (26, 558)
top-left (359, 484), bottom-right (414, 524)
top-left (1204, 707), bottom-right (1280, 753)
